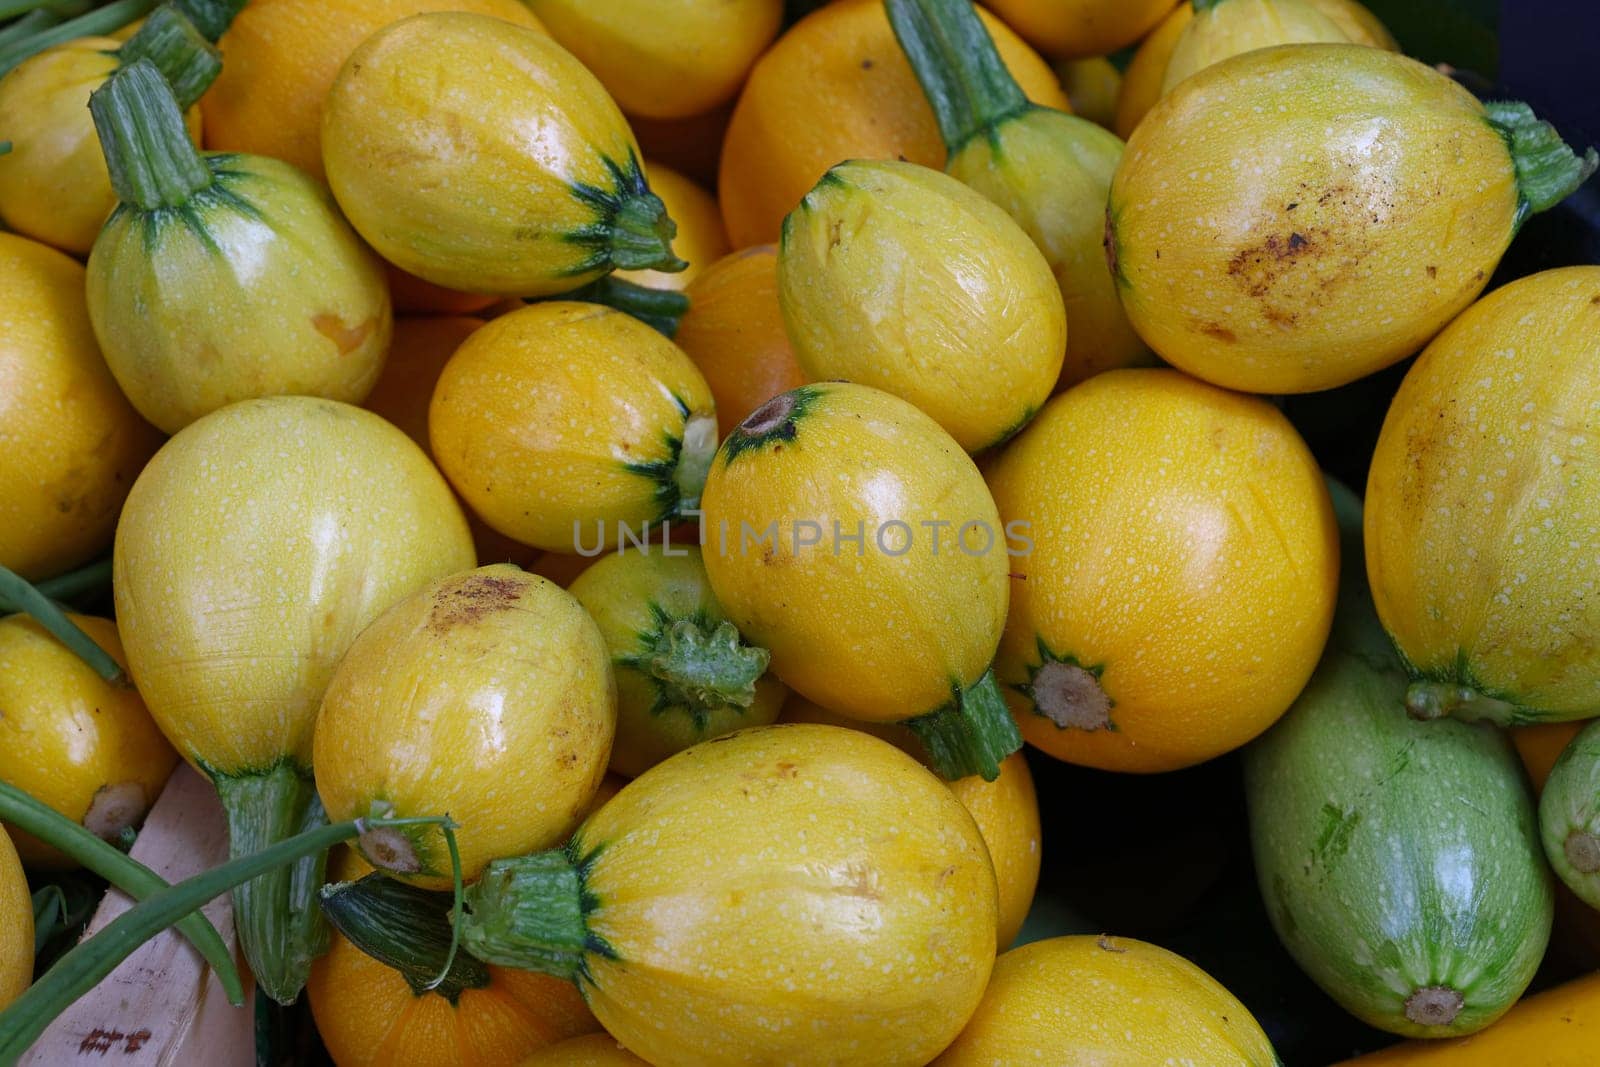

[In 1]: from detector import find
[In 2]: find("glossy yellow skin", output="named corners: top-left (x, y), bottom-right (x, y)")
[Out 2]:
top-left (0, 832), bottom-right (30, 1010)
top-left (576, 724), bottom-right (998, 1067)
top-left (322, 12), bottom-right (661, 296)
top-left (1164, 0), bottom-right (1359, 95)
top-left (781, 698), bottom-right (1041, 950)
top-left (0, 233), bottom-right (161, 581)
top-left (1110, 45), bottom-right (1518, 395)
top-left (701, 383), bottom-right (1009, 723)
top-left (949, 109), bottom-right (1150, 390)
top-left (316, 566), bottom-right (614, 886)
top-left (1367, 267), bottom-right (1600, 722)
top-left (985, 0), bottom-right (1176, 59)
top-left (779, 160), bottom-right (1064, 452)
top-left (430, 303), bottom-right (716, 553)
top-left (0, 615), bottom-right (177, 870)
top-left (988, 369), bottom-right (1338, 772)
top-left (528, 0), bottom-right (781, 119)
top-left (203, 0), bottom-right (544, 182)
top-left (935, 935), bottom-right (1278, 1065)
top-left (309, 850), bottom-right (599, 1067)
top-left (113, 397), bottom-right (476, 775)
top-left (613, 162), bottom-right (728, 292)
top-left (0, 38), bottom-right (201, 255)
top-left (518, 1034), bottom-right (647, 1066)
top-left (88, 155), bottom-right (392, 435)
top-left (568, 549), bottom-right (785, 779)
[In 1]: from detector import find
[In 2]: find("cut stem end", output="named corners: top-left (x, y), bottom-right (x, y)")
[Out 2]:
top-left (903, 669), bottom-right (1023, 782)
top-left (1404, 985), bottom-right (1465, 1028)
top-left (1565, 829), bottom-right (1600, 875)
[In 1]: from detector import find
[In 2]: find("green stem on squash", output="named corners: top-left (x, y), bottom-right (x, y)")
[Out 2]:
top-left (0, 564), bottom-right (125, 685)
top-left (903, 668), bottom-right (1023, 782)
top-left (0, 812), bottom-right (457, 1062)
top-left (0, 780), bottom-right (243, 1005)
top-left (883, 0), bottom-right (1031, 155)
top-left (1404, 680), bottom-right (1521, 725)
top-left (459, 848), bottom-right (595, 982)
top-left (608, 189), bottom-right (687, 273)
top-left (170, 0), bottom-right (248, 42)
top-left (213, 762), bottom-right (330, 1005)
top-left (623, 618), bottom-right (770, 728)
top-left (89, 58), bottom-right (211, 211)
top-left (541, 275), bottom-right (691, 337)
top-left (319, 874), bottom-right (490, 1002)
top-left (672, 412), bottom-right (717, 515)
top-left (117, 4), bottom-right (220, 110)
top-left (0, 0), bottom-right (153, 77)
top-left (0, 9), bottom-right (58, 52)
top-left (1485, 100), bottom-right (1599, 232)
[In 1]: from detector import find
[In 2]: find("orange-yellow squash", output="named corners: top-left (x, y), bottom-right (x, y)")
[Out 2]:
top-left (459, 724), bottom-right (998, 1067)
top-left (983, 0), bottom-right (1177, 59)
top-left (518, 1034), bottom-right (647, 1066)
top-left (0, 233), bottom-right (161, 581)
top-left (987, 368), bottom-right (1338, 772)
top-left (0, 832), bottom-right (30, 1010)
top-left (934, 935), bottom-right (1279, 1065)
top-left (0, 615), bottom-right (177, 869)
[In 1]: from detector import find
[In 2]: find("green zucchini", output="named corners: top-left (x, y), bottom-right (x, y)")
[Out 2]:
top-left (1244, 481), bottom-right (1553, 1038)
top-left (1539, 719), bottom-right (1600, 909)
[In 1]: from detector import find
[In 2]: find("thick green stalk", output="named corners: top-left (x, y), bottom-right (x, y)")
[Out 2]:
top-left (89, 58), bottom-right (211, 211)
top-left (0, 565), bottom-right (124, 684)
top-left (883, 0), bottom-right (1030, 154)
top-left (609, 190), bottom-right (687, 273)
top-left (0, 780), bottom-right (242, 1004)
top-left (0, 0), bottom-right (153, 77)
top-left (626, 618), bottom-right (769, 728)
top-left (459, 849), bottom-right (592, 981)
top-left (320, 874), bottom-right (490, 1002)
top-left (904, 668), bottom-right (1023, 782)
top-left (1486, 100), bottom-right (1599, 232)
top-left (0, 814), bottom-right (452, 1062)
top-left (117, 4), bottom-right (221, 110)
top-left (543, 276), bottom-right (691, 337)
top-left (171, 0), bottom-right (247, 41)
top-left (214, 763), bottom-right (329, 1005)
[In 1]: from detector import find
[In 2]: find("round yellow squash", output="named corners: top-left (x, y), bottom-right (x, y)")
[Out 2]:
top-left (1108, 44), bottom-right (1593, 394)
top-left (321, 12), bottom-right (682, 295)
top-left (984, 0), bottom-right (1176, 59)
top-left (429, 303), bottom-right (716, 554)
top-left (460, 724), bottom-right (999, 1067)
top-left (987, 368), bottom-right (1338, 772)
top-left (699, 382), bottom-right (1017, 780)
top-left (1162, 0), bottom-right (1383, 96)
top-left (934, 935), bottom-right (1279, 1065)
top-left (779, 159), bottom-right (1064, 452)
top-left (0, 35), bottom-right (202, 255)
top-left (518, 1034), bottom-right (647, 1066)
top-left (315, 566), bottom-right (615, 888)
top-left (0, 614), bottom-right (177, 869)
top-left (567, 548), bottom-right (784, 779)
top-left (1367, 266), bottom-right (1600, 726)
top-left (780, 697), bottom-right (1042, 951)
top-left (0, 232), bottom-right (161, 581)
top-left (0, 831), bottom-right (30, 1010)
top-left (528, 0), bottom-right (782, 119)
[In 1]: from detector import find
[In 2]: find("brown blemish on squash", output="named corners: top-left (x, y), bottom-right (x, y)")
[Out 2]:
top-left (1426, 265), bottom-right (1439, 279)
top-left (1032, 661), bottom-right (1113, 732)
top-left (1227, 231), bottom-right (1317, 298)
top-left (428, 573), bottom-right (522, 632)
top-left (1103, 209), bottom-right (1119, 279)
top-left (1199, 322), bottom-right (1238, 343)
top-left (1095, 935), bottom-right (1126, 953)
top-left (313, 313), bottom-right (377, 356)
top-left (1565, 830), bottom-right (1600, 873)
top-left (1405, 986), bottom-right (1464, 1027)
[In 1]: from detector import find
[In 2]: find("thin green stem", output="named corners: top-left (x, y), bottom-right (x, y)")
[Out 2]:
top-left (0, 565), bottom-right (125, 685)
top-left (884, 0), bottom-right (1031, 154)
top-left (0, 780), bottom-right (242, 1005)
top-left (33, 557), bottom-right (112, 606)
top-left (0, 10), bottom-right (57, 52)
top-left (0, 814), bottom-right (454, 1062)
top-left (0, 0), bottom-right (153, 78)
top-left (117, 4), bottom-right (220, 110)
top-left (0, 0), bottom-right (86, 22)
top-left (541, 276), bottom-right (690, 337)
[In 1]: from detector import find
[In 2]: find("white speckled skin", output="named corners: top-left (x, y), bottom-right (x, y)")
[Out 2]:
top-left (576, 723), bottom-right (998, 1067)
top-left (1367, 266), bottom-right (1600, 720)
top-left (112, 396), bottom-right (476, 775)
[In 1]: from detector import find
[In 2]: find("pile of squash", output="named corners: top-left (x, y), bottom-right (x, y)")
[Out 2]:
top-left (0, 0), bottom-right (1597, 1063)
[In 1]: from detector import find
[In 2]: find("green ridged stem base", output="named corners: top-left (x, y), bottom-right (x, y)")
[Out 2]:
top-left (626, 617), bottom-right (769, 729)
top-left (1486, 100), bottom-right (1598, 230)
top-left (214, 762), bottom-right (330, 1005)
top-left (320, 873), bottom-right (489, 1003)
top-left (608, 190), bottom-right (687, 273)
top-left (89, 58), bottom-right (212, 211)
top-left (117, 5), bottom-right (221, 110)
top-left (460, 849), bottom-right (592, 982)
top-left (904, 668), bottom-right (1023, 782)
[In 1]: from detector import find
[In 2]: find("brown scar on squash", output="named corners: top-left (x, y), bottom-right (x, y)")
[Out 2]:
top-left (428, 573), bottom-right (522, 632)
top-left (313, 313), bottom-right (377, 356)
top-left (1199, 322), bottom-right (1238, 343)
top-left (1096, 934), bottom-right (1127, 953)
